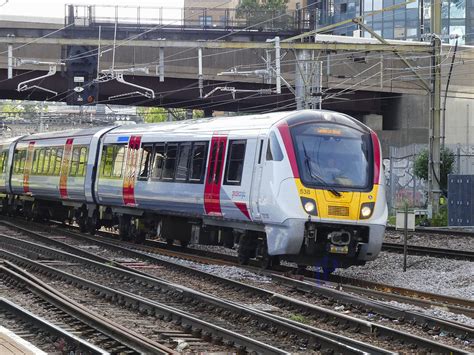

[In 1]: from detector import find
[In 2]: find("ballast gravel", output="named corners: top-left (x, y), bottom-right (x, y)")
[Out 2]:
top-left (384, 229), bottom-right (473, 251)
top-left (334, 251), bottom-right (474, 301)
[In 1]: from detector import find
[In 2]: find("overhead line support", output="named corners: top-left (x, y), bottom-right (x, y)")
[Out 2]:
top-left (353, 19), bottom-right (431, 92)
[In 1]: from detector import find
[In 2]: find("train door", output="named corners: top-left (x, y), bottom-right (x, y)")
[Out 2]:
top-left (22, 141), bottom-right (35, 194)
top-left (123, 135), bottom-right (142, 206)
top-left (204, 135), bottom-right (227, 216)
top-left (249, 133), bottom-right (266, 221)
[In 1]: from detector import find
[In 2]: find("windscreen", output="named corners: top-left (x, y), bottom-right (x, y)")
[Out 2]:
top-left (291, 123), bottom-right (371, 190)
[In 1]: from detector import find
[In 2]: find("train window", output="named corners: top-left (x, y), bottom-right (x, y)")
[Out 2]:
top-left (54, 148), bottom-right (63, 176)
top-left (0, 151), bottom-right (5, 173)
top-left (214, 141), bottom-right (225, 184)
top-left (69, 147), bottom-right (80, 176)
top-left (266, 132), bottom-right (284, 161)
top-left (138, 144), bottom-right (153, 180)
top-left (48, 148), bottom-right (57, 175)
top-left (13, 150), bottom-right (20, 173)
top-left (162, 143), bottom-right (178, 180)
top-left (100, 145), bottom-right (114, 177)
top-left (176, 143), bottom-right (191, 181)
top-left (32, 150), bottom-right (40, 174)
top-left (151, 144), bottom-right (165, 179)
top-left (224, 140), bottom-right (246, 185)
top-left (43, 149), bottom-right (51, 175)
top-left (77, 147), bottom-right (88, 177)
top-left (15, 150), bottom-right (27, 174)
top-left (207, 143), bottom-right (218, 181)
top-left (112, 145), bottom-right (126, 178)
top-left (189, 142), bottom-right (207, 183)
top-left (37, 149), bottom-right (45, 175)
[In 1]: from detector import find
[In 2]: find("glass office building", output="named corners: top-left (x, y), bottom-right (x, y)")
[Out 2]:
top-left (312, 0), bottom-right (471, 45)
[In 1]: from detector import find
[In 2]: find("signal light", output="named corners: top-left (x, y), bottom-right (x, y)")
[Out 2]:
top-left (87, 95), bottom-right (95, 103)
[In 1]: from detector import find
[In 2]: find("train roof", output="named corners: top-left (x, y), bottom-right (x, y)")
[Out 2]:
top-left (108, 110), bottom-right (369, 135)
top-left (15, 126), bottom-right (112, 141)
top-left (4, 110), bottom-right (369, 143)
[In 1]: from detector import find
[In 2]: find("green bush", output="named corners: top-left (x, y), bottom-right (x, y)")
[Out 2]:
top-left (431, 206), bottom-right (448, 227)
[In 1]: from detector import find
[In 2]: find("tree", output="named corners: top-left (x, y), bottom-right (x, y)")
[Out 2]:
top-left (236, 0), bottom-right (290, 30)
top-left (413, 147), bottom-right (455, 193)
top-left (137, 107), bottom-right (204, 123)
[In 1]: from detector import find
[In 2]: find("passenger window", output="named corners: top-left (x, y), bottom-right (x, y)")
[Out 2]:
top-left (16, 150), bottom-right (26, 174)
top-left (100, 145), bottom-right (113, 177)
top-left (32, 150), bottom-right (39, 174)
top-left (224, 140), bottom-right (246, 185)
top-left (43, 149), bottom-right (51, 175)
top-left (0, 151), bottom-right (5, 173)
top-left (54, 148), bottom-right (63, 175)
top-left (162, 144), bottom-right (178, 180)
top-left (266, 131), bottom-right (284, 161)
top-left (48, 148), bottom-right (57, 175)
top-left (138, 144), bottom-right (153, 180)
top-left (37, 149), bottom-right (45, 175)
top-left (176, 143), bottom-right (191, 181)
top-left (189, 143), bottom-right (207, 183)
top-left (214, 141), bottom-right (225, 183)
top-left (69, 147), bottom-right (80, 176)
top-left (112, 145), bottom-right (126, 178)
top-left (151, 144), bottom-right (165, 179)
top-left (77, 147), bottom-right (88, 177)
top-left (207, 143), bottom-right (218, 181)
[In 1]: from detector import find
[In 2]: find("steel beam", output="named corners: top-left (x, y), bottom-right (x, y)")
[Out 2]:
top-left (0, 36), bottom-right (431, 53)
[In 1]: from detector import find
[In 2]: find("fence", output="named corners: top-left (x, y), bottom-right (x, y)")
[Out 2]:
top-left (64, 4), bottom-right (317, 32)
top-left (385, 144), bottom-right (474, 211)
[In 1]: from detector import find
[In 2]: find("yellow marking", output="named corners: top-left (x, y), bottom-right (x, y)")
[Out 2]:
top-left (295, 178), bottom-right (379, 220)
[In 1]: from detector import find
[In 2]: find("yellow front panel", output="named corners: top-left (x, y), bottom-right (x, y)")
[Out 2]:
top-left (296, 178), bottom-right (379, 221)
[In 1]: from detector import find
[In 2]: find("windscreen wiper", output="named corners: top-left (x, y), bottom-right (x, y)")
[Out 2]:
top-left (302, 143), bottom-right (342, 197)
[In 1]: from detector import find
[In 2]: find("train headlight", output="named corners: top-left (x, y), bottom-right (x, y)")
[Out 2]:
top-left (360, 202), bottom-right (375, 219)
top-left (301, 197), bottom-right (318, 216)
top-left (304, 201), bottom-right (315, 213)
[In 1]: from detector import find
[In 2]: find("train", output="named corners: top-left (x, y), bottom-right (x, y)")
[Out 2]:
top-left (0, 109), bottom-right (387, 271)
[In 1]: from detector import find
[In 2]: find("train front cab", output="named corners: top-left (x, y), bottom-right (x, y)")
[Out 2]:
top-left (263, 112), bottom-right (388, 270)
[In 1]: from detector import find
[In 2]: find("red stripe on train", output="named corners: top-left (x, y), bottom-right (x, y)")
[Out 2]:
top-left (371, 131), bottom-right (381, 184)
top-left (204, 134), bottom-right (227, 216)
top-left (277, 122), bottom-right (300, 178)
top-left (123, 135), bottom-right (141, 206)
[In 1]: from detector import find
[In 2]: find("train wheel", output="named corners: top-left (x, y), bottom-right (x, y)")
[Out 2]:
top-left (118, 215), bottom-right (131, 241)
top-left (221, 230), bottom-right (234, 248)
top-left (179, 240), bottom-right (188, 248)
top-left (76, 208), bottom-right (87, 233)
top-left (87, 211), bottom-right (99, 235)
top-left (261, 254), bottom-right (280, 270)
top-left (166, 238), bottom-right (174, 247)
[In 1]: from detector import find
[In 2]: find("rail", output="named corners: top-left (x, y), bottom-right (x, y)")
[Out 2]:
top-left (0, 219), bottom-right (470, 353)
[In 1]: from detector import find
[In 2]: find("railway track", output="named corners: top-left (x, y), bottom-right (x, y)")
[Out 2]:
top-left (381, 242), bottom-right (474, 261)
top-left (0, 297), bottom-right (107, 355)
top-left (2, 218), bottom-right (472, 317)
top-left (386, 225), bottom-right (474, 237)
top-left (0, 219), bottom-right (471, 353)
top-left (0, 262), bottom-right (177, 354)
top-left (0, 239), bottom-right (381, 354)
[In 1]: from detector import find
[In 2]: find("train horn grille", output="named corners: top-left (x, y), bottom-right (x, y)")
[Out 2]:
top-left (328, 205), bottom-right (350, 217)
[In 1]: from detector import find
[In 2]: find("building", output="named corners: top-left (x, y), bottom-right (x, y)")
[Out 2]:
top-left (183, 0), bottom-right (309, 29)
top-left (309, 0), bottom-right (472, 45)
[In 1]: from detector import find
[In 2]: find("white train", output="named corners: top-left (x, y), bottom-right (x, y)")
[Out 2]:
top-left (0, 110), bottom-right (387, 270)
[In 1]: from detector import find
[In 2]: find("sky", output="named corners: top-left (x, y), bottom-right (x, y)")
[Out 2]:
top-left (0, 0), bottom-right (184, 20)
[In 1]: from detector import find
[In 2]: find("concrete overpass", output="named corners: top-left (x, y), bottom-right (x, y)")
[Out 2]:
top-left (0, 14), bottom-right (473, 149)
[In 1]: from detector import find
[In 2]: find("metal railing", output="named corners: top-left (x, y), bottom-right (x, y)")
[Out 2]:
top-left (64, 4), bottom-right (317, 32)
